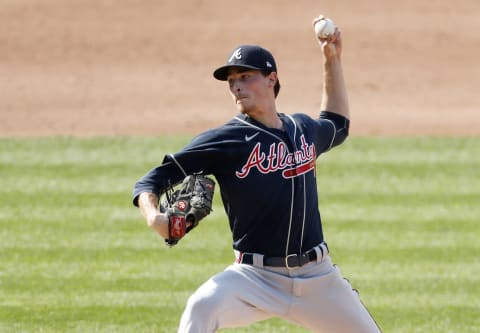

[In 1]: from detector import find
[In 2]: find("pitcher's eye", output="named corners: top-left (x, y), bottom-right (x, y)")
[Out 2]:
top-left (240, 73), bottom-right (251, 81)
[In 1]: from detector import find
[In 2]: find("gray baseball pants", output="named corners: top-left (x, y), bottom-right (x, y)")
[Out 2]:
top-left (178, 252), bottom-right (381, 332)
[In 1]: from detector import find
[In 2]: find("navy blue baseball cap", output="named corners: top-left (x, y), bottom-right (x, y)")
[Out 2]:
top-left (213, 45), bottom-right (277, 81)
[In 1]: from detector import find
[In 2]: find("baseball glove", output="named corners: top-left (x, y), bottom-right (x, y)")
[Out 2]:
top-left (161, 174), bottom-right (215, 246)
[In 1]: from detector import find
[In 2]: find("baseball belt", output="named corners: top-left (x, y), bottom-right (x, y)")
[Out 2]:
top-left (235, 242), bottom-right (329, 269)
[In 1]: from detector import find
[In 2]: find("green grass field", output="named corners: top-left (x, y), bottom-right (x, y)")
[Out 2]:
top-left (1, 136), bottom-right (479, 333)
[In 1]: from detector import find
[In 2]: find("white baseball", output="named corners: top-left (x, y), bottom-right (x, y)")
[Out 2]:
top-left (314, 17), bottom-right (336, 39)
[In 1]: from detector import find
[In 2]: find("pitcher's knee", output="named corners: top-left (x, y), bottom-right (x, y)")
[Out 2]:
top-left (182, 289), bottom-right (223, 325)
top-left (182, 290), bottom-right (226, 332)
top-left (179, 270), bottom-right (241, 332)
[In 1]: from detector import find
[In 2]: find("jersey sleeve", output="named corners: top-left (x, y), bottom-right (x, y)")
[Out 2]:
top-left (132, 159), bottom-right (185, 206)
top-left (165, 129), bottom-right (239, 176)
top-left (315, 111), bottom-right (350, 153)
top-left (132, 128), bottom-right (235, 206)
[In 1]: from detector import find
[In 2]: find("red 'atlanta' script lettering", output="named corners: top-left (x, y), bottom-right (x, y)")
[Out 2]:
top-left (236, 135), bottom-right (316, 179)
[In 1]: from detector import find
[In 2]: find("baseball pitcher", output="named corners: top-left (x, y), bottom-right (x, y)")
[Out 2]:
top-left (133, 16), bottom-right (382, 333)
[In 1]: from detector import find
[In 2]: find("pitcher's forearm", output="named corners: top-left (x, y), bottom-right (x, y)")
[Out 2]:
top-left (138, 192), bottom-right (169, 238)
top-left (321, 57), bottom-right (349, 120)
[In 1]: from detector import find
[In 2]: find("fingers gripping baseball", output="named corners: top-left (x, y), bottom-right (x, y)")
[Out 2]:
top-left (313, 16), bottom-right (342, 60)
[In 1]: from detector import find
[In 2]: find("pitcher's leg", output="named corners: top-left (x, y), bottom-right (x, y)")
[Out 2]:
top-left (289, 261), bottom-right (381, 333)
top-left (315, 271), bottom-right (381, 333)
top-left (178, 265), bottom-right (275, 333)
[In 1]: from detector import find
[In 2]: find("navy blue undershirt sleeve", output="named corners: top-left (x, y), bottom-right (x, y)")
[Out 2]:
top-left (319, 111), bottom-right (350, 149)
top-left (132, 158), bottom-right (186, 207)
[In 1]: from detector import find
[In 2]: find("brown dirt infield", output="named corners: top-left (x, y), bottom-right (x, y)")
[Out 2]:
top-left (1, 0), bottom-right (479, 137)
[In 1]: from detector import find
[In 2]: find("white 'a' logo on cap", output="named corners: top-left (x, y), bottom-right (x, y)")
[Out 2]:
top-left (229, 48), bottom-right (242, 63)
top-left (266, 61), bottom-right (272, 68)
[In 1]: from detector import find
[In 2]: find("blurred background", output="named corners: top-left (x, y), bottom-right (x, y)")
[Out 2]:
top-left (1, 0), bottom-right (479, 136)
